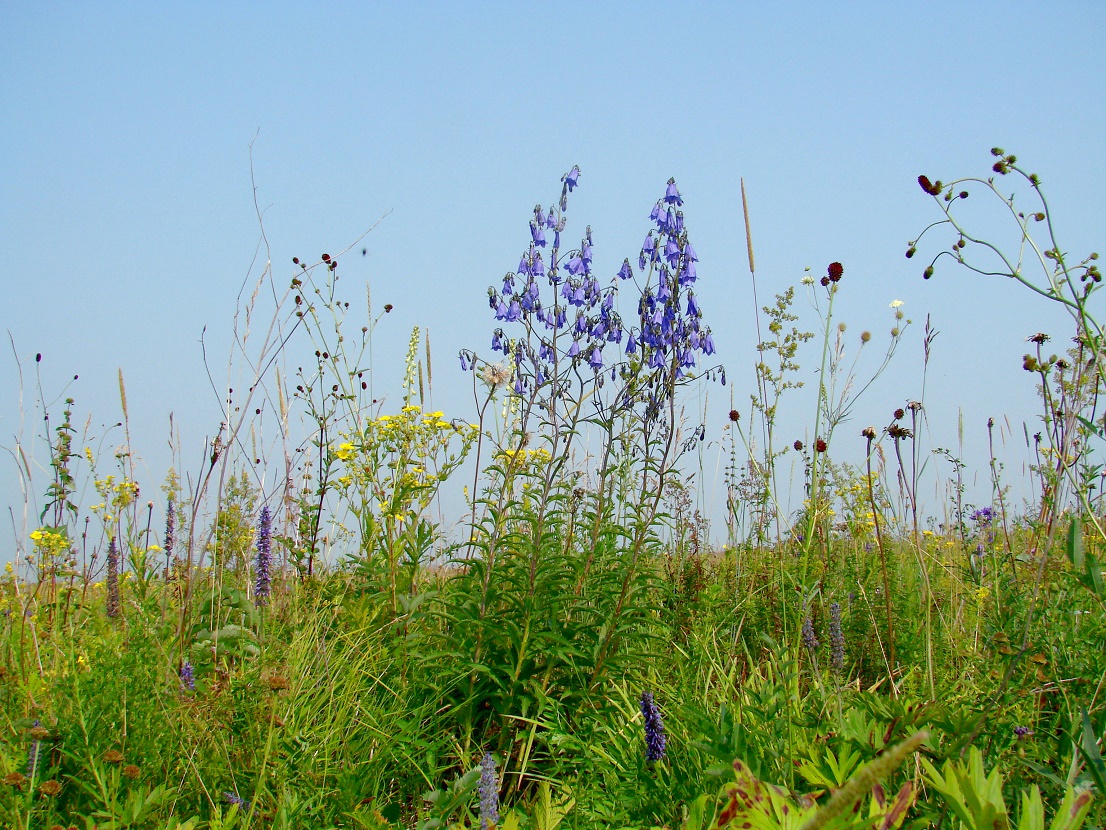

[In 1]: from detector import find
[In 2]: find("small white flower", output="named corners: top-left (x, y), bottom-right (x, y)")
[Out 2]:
top-left (801, 275), bottom-right (815, 285)
top-left (889, 299), bottom-right (904, 308)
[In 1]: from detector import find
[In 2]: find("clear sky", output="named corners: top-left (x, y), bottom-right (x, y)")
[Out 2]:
top-left (2, 2), bottom-right (1104, 549)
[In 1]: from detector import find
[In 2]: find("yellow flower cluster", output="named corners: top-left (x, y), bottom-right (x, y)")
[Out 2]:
top-left (29, 528), bottom-right (69, 559)
top-left (94, 474), bottom-right (140, 513)
top-left (496, 447), bottom-right (553, 465)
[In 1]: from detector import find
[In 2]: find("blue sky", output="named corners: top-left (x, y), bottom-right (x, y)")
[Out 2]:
top-left (2, 2), bottom-right (1104, 548)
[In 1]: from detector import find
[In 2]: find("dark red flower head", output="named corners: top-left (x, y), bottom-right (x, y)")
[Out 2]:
top-left (827, 262), bottom-right (844, 282)
top-left (815, 439), bottom-right (827, 453)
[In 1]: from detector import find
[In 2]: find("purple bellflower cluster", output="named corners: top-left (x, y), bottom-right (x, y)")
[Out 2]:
top-left (254, 505), bottom-right (272, 607)
top-left (640, 691), bottom-right (667, 762)
top-left (461, 168), bottom-right (721, 424)
top-left (625, 178), bottom-right (722, 421)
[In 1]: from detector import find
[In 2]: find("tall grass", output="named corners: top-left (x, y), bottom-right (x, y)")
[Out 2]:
top-left (0, 150), bottom-right (1103, 829)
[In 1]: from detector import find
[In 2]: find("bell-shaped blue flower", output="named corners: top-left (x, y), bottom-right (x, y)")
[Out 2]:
top-left (617, 259), bottom-right (633, 281)
top-left (687, 293), bottom-right (699, 317)
top-left (664, 178), bottom-right (683, 206)
top-left (563, 165), bottom-right (580, 192)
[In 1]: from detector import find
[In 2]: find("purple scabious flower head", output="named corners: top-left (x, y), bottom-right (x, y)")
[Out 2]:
top-left (180, 659), bottom-right (196, 692)
top-left (254, 505), bottom-right (272, 607)
top-left (106, 536), bottom-right (120, 618)
top-left (829, 601), bottom-right (845, 673)
top-left (479, 752), bottom-right (500, 830)
top-left (640, 691), bottom-right (667, 762)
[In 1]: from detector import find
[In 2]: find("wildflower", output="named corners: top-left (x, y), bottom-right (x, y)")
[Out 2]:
top-left (970, 506), bottom-right (995, 526)
top-left (801, 612), bottom-right (820, 652)
top-left (164, 498), bottom-right (175, 561)
top-left (827, 261), bottom-right (844, 282)
top-left (38, 779), bottom-right (62, 796)
top-left (1013, 725), bottom-right (1034, 739)
top-left (728, 409), bottom-right (740, 423)
top-left (794, 440), bottom-right (804, 451)
top-left (254, 505), bottom-right (272, 607)
top-left (917, 175), bottom-right (940, 195)
top-left (224, 791), bottom-right (251, 812)
top-left (563, 165), bottom-right (580, 192)
top-left (889, 299), bottom-right (903, 308)
top-left (180, 659), bottom-right (195, 692)
top-left (664, 177), bottom-right (683, 206)
top-left (105, 537), bottom-right (120, 618)
top-left (478, 753), bottom-right (500, 830)
top-left (4, 772), bottom-right (26, 788)
top-left (640, 691), bottom-right (667, 762)
top-left (829, 602), bottom-right (845, 673)
top-left (102, 750), bottom-right (124, 764)
top-left (815, 439), bottom-right (827, 452)
top-left (123, 765), bottom-right (140, 779)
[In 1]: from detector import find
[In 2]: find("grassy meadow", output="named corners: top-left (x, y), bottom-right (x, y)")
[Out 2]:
top-left (1, 150), bottom-right (1104, 830)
